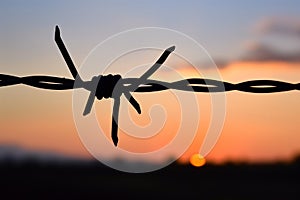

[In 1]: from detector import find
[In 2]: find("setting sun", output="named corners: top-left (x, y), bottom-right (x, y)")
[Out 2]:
top-left (190, 154), bottom-right (206, 167)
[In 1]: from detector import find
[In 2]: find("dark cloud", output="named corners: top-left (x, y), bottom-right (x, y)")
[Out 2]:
top-left (195, 17), bottom-right (300, 68)
top-left (255, 17), bottom-right (300, 37)
top-left (210, 59), bottom-right (229, 69)
top-left (240, 42), bottom-right (300, 62)
top-left (196, 59), bottom-right (229, 69)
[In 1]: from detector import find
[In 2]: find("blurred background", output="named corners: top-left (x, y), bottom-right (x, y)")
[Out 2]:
top-left (1, 0), bottom-right (300, 198)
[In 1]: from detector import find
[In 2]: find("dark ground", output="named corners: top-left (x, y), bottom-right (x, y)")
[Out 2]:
top-left (1, 158), bottom-right (300, 200)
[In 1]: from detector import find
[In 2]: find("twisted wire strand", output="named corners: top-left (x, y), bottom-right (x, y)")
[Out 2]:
top-left (0, 74), bottom-right (74, 90)
top-left (2, 74), bottom-right (299, 93)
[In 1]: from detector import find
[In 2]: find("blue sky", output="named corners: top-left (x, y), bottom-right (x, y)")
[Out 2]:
top-left (1, 0), bottom-right (300, 75)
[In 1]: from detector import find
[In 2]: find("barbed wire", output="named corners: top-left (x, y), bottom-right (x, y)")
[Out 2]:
top-left (1, 25), bottom-right (299, 146)
top-left (1, 74), bottom-right (299, 93)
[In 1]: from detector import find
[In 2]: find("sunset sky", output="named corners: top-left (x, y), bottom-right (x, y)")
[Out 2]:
top-left (1, 0), bottom-right (300, 165)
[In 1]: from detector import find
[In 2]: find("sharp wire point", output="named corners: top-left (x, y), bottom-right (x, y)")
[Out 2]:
top-left (113, 138), bottom-right (119, 147)
top-left (167, 46), bottom-right (175, 52)
top-left (111, 97), bottom-right (121, 147)
top-left (124, 91), bottom-right (141, 114)
top-left (55, 25), bottom-right (60, 35)
top-left (54, 25), bottom-right (82, 82)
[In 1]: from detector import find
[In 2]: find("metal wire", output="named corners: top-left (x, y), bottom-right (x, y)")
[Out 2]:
top-left (1, 25), bottom-right (299, 146)
top-left (1, 74), bottom-right (299, 93)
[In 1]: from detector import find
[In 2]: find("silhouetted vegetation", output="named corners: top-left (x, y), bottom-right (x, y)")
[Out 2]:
top-left (0, 156), bottom-right (300, 199)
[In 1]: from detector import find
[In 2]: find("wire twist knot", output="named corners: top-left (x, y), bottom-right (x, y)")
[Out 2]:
top-left (93, 74), bottom-right (122, 100)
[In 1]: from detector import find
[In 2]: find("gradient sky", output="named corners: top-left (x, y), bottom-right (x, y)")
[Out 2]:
top-left (1, 0), bottom-right (300, 164)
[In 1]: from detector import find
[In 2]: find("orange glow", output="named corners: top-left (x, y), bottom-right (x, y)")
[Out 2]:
top-left (190, 154), bottom-right (206, 167)
top-left (180, 61), bottom-right (300, 164)
top-left (1, 61), bottom-right (300, 164)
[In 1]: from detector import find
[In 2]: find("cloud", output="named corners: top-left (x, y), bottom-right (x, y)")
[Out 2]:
top-left (237, 17), bottom-right (300, 63)
top-left (177, 16), bottom-right (300, 70)
top-left (254, 17), bottom-right (300, 37)
top-left (197, 43), bottom-right (300, 69)
top-left (196, 59), bottom-right (229, 69)
top-left (240, 41), bottom-right (300, 62)
top-left (192, 17), bottom-right (300, 68)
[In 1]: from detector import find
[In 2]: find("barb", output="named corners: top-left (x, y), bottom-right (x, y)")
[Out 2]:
top-left (1, 25), bottom-right (300, 146)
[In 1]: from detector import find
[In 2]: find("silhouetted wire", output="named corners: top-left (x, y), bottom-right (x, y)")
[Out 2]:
top-left (1, 25), bottom-right (299, 147)
top-left (1, 74), bottom-right (300, 93)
